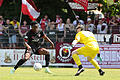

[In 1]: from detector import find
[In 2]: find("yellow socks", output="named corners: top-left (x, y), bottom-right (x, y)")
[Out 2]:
top-left (72, 54), bottom-right (81, 66)
top-left (90, 59), bottom-right (100, 70)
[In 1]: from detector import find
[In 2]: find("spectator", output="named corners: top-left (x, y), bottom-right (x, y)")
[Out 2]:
top-left (56, 18), bottom-right (65, 42)
top-left (0, 17), bottom-right (4, 48)
top-left (40, 15), bottom-right (50, 31)
top-left (73, 15), bottom-right (84, 27)
top-left (102, 12), bottom-right (110, 25)
top-left (19, 20), bottom-right (29, 37)
top-left (10, 17), bottom-right (20, 30)
top-left (5, 19), bottom-right (17, 48)
top-left (110, 16), bottom-right (119, 33)
top-left (46, 21), bottom-right (57, 48)
top-left (48, 21), bottom-right (55, 30)
top-left (86, 18), bottom-right (96, 33)
top-left (97, 20), bottom-right (108, 34)
top-left (64, 18), bottom-right (75, 42)
top-left (97, 20), bottom-right (102, 33)
top-left (94, 14), bottom-right (99, 26)
top-left (55, 15), bottom-right (61, 25)
top-left (110, 16), bottom-right (118, 26)
top-left (100, 22), bottom-right (108, 34)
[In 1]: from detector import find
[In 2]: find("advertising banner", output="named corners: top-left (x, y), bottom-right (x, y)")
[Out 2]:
top-left (0, 49), bottom-right (55, 66)
top-left (56, 42), bottom-right (74, 63)
top-left (73, 44), bottom-right (120, 68)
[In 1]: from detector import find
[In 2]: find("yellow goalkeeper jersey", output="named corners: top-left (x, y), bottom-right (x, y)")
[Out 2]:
top-left (75, 31), bottom-right (97, 45)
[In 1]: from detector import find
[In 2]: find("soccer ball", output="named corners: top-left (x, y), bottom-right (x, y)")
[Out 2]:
top-left (33, 63), bottom-right (42, 71)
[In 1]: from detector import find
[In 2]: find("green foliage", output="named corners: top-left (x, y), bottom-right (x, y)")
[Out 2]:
top-left (101, 0), bottom-right (120, 17)
top-left (0, 0), bottom-right (88, 23)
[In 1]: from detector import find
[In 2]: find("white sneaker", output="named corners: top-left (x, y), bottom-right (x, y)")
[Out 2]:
top-left (10, 68), bottom-right (15, 74)
top-left (45, 67), bottom-right (52, 74)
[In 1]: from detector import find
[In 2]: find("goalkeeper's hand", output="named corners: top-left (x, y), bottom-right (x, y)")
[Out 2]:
top-left (97, 54), bottom-right (102, 62)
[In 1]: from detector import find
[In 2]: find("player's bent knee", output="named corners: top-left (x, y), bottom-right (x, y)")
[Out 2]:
top-left (25, 53), bottom-right (31, 60)
top-left (87, 56), bottom-right (92, 61)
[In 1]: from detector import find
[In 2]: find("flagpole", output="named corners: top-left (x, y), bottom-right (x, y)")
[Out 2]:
top-left (19, 11), bottom-right (22, 26)
top-left (66, 1), bottom-right (77, 17)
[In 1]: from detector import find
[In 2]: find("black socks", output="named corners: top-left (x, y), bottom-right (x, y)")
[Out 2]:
top-left (14, 59), bottom-right (27, 70)
top-left (78, 65), bottom-right (83, 69)
top-left (45, 54), bottom-right (50, 67)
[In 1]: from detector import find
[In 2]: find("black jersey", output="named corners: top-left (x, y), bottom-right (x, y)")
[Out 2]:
top-left (24, 29), bottom-right (45, 49)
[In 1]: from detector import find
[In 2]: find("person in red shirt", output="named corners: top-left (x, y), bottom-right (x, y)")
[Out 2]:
top-left (40, 15), bottom-right (50, 31)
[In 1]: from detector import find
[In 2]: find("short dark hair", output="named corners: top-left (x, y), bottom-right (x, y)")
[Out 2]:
top-left (76, 25), bottom-right (84, 31)
top-left (30, 21), bottom-right (38, 26)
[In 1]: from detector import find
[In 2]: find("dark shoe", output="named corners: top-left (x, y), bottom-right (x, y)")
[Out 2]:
top-left (99, 71), bottom-right (105, 76)
top-left (75, 68), bottom-right (84, 76)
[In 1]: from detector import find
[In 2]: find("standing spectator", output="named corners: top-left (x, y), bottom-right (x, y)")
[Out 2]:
top-left (100, 22), bottom-right (108, 34)
top-left (64, 18), bottom-right (75, 42)
top-left (97, 20), bottom-right (108, 33)
top-left (56, 18), bottom-right (66, 42)
top-left (5, 19), bottom-right (17, 48)
top-left (10, 17), bottom-right (20, 47)
top-left (0, 17), bottom-right (4, 48)
top-left (110, 16), bottom-right (119, 33)
top-left (73, 16), bottom-right (84, 27)
top-left (19, 20), bottom-right (29, 37)
top-left (55, 15), bottom-right (61, 25)
top-left (94, 14), bottom-right (99, 26)
top-left (48, 21), bottom-right (55, 30)
top-left (102, 12), bottom-right (110, 25)
top-left (86, 18), bottom-right (96, 33)
top-left (40, 15), bottom-right (50, 31)
top-left (19, 20), bottom-right (30, 47)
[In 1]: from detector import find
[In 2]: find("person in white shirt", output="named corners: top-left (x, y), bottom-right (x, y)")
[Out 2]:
top-left (73, 16), bottom-right (84, 27)
top-left (97, 20), bottom-right (108, 34)
top-left (86, 18), bottom-right (95, 33)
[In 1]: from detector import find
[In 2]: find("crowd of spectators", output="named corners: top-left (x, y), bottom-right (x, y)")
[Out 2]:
top-left (0, 13), bottom-right (120, 48)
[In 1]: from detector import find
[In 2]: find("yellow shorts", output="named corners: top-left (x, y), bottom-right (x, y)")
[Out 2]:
top-left (76, 42), bottom-right (100, 59)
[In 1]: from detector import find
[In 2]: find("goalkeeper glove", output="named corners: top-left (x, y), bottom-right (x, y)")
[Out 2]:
top-left (97, 54), bottom-right (102, 62)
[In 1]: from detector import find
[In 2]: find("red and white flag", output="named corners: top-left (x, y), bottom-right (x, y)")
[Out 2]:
top-left (73, 0), bottom-right (88, 11)
top-left (22, 0), bottom-right (40, 21)
top-left (0, 0), bottom-right (3, 7)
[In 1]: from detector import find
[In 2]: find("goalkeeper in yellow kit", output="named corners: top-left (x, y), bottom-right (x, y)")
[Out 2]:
top-left (72, 25), bottom-right (105, 76)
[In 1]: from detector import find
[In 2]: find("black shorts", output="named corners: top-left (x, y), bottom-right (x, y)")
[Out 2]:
top-left (24, 48), bottom-right (40, 57)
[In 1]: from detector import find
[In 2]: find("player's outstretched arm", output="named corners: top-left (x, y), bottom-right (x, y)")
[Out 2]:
top-left (43, 35), bottom-right (55, 48)
top-left (72, 40), bottom-right (78, 47)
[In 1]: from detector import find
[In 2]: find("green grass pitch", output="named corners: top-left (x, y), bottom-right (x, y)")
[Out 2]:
top-left (0, 67), bottom-right (120, 80)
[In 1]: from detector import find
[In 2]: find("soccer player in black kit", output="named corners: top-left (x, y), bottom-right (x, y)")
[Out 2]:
top-left (10, 21), bottom-right (54, 74)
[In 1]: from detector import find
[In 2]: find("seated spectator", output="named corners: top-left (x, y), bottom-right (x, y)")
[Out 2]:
top-left (73, 15), bottom-right (84, 27)
top-left (40, 15), bottom-right (50, 31)
top-left (86, 18), bottom-right (96, 33)
top-left (64, 18), bottom-right (75, 42)
top-left (56, 18), bottom-right (65, 42)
